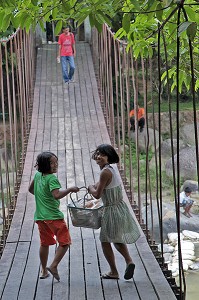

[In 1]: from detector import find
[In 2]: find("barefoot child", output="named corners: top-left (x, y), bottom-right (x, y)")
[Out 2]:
top-left (88, 144), bottom-right (140, 280)
top-left (29, 151), bottom-right (79, 281)
top-left (180, 186), bottom-right (194, 218)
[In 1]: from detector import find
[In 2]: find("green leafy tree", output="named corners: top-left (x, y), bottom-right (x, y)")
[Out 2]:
top-left (0, 0), bottom-right (198, 91)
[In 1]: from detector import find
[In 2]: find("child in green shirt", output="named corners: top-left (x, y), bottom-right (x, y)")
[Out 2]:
top-left (29, 151), bottom-right (79, 281)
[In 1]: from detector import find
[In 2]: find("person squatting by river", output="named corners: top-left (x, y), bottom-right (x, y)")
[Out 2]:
top-left (180, 186), bottom-right (194, 218)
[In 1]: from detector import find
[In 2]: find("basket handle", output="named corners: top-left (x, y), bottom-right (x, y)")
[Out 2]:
top-left (69, 186), bottom-right (88, 207)
top-left (82, 190), bottom-right (95, 207)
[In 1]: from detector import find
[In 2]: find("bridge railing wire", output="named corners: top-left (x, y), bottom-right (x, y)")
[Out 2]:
top-left (0, 29), bottom-right (35, 257)
top-left (90, 21), bottom-right (199, 299)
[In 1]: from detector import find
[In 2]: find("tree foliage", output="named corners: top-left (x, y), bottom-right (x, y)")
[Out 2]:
top-left (0, 0), bottom-right (198, 91)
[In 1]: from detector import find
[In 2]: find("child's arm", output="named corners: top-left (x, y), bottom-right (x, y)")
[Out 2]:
top-left (57, 44), bottom-right (61, 58)
top-left (72, 43), bottom-right (76, 57)
top-left (88, 169), bottom-right (112, 199)
top-left (52, 186), bottom-right (79, 200)
top-left (29, 180), bottom-right (34, 195)
top-left (92, 183), bottom-right (98, 189)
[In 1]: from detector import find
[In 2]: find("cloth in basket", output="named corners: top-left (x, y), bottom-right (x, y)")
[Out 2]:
top-left (68, 188), bottom-right (103, 229)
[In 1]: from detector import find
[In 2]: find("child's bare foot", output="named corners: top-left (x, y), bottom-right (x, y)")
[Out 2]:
top-left (46, 266), bottom-right (60, 281)
top-left (182, 212), bottom-right (190, 218)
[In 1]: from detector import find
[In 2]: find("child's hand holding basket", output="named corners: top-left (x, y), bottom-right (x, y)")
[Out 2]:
top-left (67, 186), bottom-right (103, 229)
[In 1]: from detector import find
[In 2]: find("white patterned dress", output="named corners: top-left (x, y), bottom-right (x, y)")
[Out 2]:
top-left (100, 165), bottom-right (141, 244)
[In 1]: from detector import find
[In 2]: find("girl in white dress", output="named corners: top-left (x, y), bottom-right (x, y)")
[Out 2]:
top-left (88, 144), bottom-right (140, 280)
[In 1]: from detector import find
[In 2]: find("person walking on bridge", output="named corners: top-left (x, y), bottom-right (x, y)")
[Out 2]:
top-left (88, 144), bottom-right (140, 280)
top-left (57, 25), bottom-right (76, 83)
top-left (29, 151), bottom-right (79, 281)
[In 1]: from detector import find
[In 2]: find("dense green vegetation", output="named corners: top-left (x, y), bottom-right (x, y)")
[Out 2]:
top-left (147, 99), bottom-right (199, 113)
top-left (0, 26), bottom-right (15, 39)
top-left (0, 1), bottom-right (198, 94)
top-left (122, 140), bottom-right (175, 196)
top-left (137, 91), bottom-right (199, 113)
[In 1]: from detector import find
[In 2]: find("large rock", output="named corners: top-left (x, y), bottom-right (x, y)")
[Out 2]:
top-left (182, 230), bottom-right (199, 240)
top-left (147, 111), bottom-right (198, 134)
top-left (180, 123), bottom-right (199, 146)
top-left (150, 138), bottom-right (187, 170)
top-left (161, 139), bottom-right (187, 158)
top-left (182, 180), bottom-right (198, 192)
top-left (130, 128), bottom-right (162, 153)
top-left (165, 146), bottom-right (197, 180)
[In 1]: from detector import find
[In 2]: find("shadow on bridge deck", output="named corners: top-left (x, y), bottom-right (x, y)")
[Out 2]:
top-left (0, 43), bottom-right (176, 300)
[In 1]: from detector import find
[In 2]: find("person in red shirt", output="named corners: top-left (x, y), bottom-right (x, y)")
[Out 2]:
top-left (57, 26), bottom-right (76, 83)
top-left (129, 105), bottom-right (145, 132)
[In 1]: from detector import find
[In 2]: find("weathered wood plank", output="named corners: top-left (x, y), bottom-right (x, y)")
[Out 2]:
top-left (46, 44), bottom-right (53, 84)
top-left (6, 193), bottom-right (27, 243)
top-left (44, 85), bottom-right (52, 117)
top-left (38, 86), bottom-right (46, 119)
top-left (65, 145), bottom-right (86, 299)
top-left (1, 242), bottom-right (30, 299)
top-left (74, 84), bottom-right (89, 149)
top-left (0, 243), bottom-right (17, 298)
top-left (35, 48), bottom-right (42, 86)
top-left (82, 229), bottom-right (104, 300)
top-left (43, 117), bottom-right (51, 150)
top-left (34, 245), bottom-right (56, 300)
top-left (40, 47), bottom-right (47, 83)
top-left (94, 230), bottom-right (122, 300)
top-left (78, 59), bottom-right (97, 150)
top-left (57, 118), bottom-right (65, 151)
top-left (17, 226), bottom-right (40, 300)
top-left (19, 193), bottom-right (35, 242)
top-left (67, 223), bottom-right (86, 299)
top-left (50, 117), bottom-right (58, 152)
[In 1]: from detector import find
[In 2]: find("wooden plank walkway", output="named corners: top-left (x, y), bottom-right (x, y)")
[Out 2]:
top-left (0, 43), bottom-right (177, 300)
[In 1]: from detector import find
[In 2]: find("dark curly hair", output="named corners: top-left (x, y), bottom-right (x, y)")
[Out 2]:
top-left (184, 186), bottom-right (192, 193)
top-left (92, 144), bottom-right (119, 164)
top-left (35, 152), bottom-right (58, 174)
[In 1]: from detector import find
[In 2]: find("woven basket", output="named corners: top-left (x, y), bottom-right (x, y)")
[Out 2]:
top-left (68, 187), bottom-right (103, 229)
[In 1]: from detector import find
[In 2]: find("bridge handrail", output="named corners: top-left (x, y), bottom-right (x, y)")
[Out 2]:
top-left (0, 28), bottom-right (35, 257)
top-left (91, 24), bottom-right (186, 298)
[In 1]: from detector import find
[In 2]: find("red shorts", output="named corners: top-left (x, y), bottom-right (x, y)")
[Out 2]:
top-left (36, 219), bottom-right (71, 246)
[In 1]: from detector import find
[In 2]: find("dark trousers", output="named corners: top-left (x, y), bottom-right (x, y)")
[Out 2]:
top-left (130, 117), bottom-right (145, 130)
